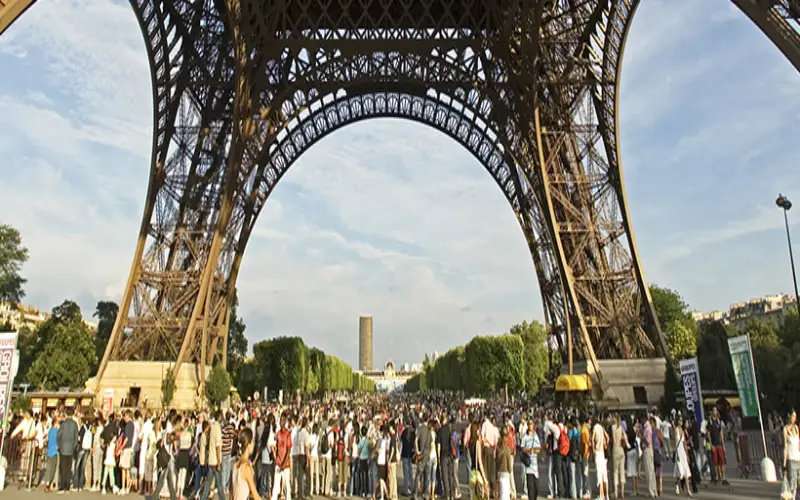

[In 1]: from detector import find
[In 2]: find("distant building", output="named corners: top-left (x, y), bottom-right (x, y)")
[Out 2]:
top-left (0, 301), bottom-right (98, 333)
top-left (359, 359), bottom-right (423, 393)
top-left (693, 293), bottom-right (797, 330)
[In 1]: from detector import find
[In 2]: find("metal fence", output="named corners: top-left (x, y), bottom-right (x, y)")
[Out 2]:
top-left (734, 430), bottom-right (783, 479)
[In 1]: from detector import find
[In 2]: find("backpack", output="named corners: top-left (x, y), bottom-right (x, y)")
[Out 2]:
top-left (557, 426), bottom-right (570, 457)
top-left (336, 439), bottom-right (345, 461)
top-left (450, 431), bottom-right (458, 458)
top-left (568, 430), bottom-right (579, 461)
top-left (82, 426), bottom-right (93, 450)
top-left (156, 440), bottom-right (170, 468)
top-left (319, 431), bottom-right (330, 455)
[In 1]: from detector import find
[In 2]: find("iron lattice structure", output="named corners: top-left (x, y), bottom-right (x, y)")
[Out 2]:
top-left (1, 0), bottom-right (799, 393)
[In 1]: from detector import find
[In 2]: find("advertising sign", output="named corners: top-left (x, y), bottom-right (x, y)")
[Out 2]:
top-left (679, 357), bottom-right (704, 427)
top-left (0, 331), bottom-right (19, 452)
top-left (728, 334), bottom-right (759, 417)
top-left (102, 388), bottom-right (114, 414)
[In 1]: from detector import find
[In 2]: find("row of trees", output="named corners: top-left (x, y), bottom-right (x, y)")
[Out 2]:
top-left (652, 285), bottom-right (800, 415)
top-left (235, 336), bottom-right (375, 398)
top-left (405, 319), bottom-right (549, 395)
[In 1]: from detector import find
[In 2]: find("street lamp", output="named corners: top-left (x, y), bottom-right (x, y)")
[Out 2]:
top-left (776, 194), bottom-right (800, 311)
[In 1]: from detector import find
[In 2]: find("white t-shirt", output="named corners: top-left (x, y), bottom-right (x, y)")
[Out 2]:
top-left (378, 437), bottom-right (389, 465)
top-left (592, 423), bottom-right (606, 458)
top-left (310, 434), bottom-right (319, 456)
top-left (660, 420), bottom-right (672, 439)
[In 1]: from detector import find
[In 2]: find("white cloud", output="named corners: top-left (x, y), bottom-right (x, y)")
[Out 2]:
top-left (0, 0), bottom-right (799, 367)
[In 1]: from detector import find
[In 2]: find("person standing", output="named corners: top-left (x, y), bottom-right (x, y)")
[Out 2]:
top-left (520, 419), bottom-right (541, 500)
top-left (672, 418), bottom-right (692, 497)
top-left (414, 414), bottom-right (432, 500)
top-left (592, 413), bottom-right (609, 500)
top-left (497, 427), bottom-right (514, 500)
top-left (400, 418), bottom-right (415, 496)
top-left (57, 408), bottom-right (79, 493)
top-left (660, 418), bottom-right (672, 462)
top-left (438, 413), bottom-right (456, 500)
top-left (321, 420), bottom-right (335, 496)
top-left (610, 414), bottom-right (629, 500)
top-left (222, 413), bottom-right (237, 495)
top-left (706, 408), bottom-right (727, 486)
top-left (272, 413), bottom-right (293, 500)
top-left (782, 409), bottom-right (800, 499)
top-left (200, 411), bottom-right (226, 500)
top-left (44, 415), bottom-right (60, 492)
top-left (120, 410), bottom-right (136, 495)
top-left (640, 414), bottom-right (656, 499)
top-left (73, 415), bottom-right (93, 491)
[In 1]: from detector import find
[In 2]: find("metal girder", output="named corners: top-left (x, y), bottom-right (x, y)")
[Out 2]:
top-left (0, 0), bottom-right (35, 36)
top-left (1, 0), bottom-right (795, 397)
top-left (733, 0), bottom-right (800, 72)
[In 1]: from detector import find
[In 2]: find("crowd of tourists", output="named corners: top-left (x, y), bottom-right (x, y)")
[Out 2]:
top-left (3, 392), bottom-right (799, 500)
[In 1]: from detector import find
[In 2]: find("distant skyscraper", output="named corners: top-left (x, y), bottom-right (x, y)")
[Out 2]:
top-left (359, 315), bottom-right (373, 371)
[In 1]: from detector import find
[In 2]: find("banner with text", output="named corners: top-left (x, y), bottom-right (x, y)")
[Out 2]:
top-left (728, 334), bottom-right (759, 417)
top-left (0, 332), bottom-right (19, 430)
top-left (679, 357), bottom-right (704, 427)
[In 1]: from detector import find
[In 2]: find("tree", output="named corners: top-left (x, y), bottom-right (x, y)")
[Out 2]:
top-left (161, 366), bottom-right (176, 409)
top-left (0, 224), bottom-right (29, 303)
top-left (510, 320), bottom-right (549, 394)
top-left (665, 319), bottom-right (697, 360)
top-left (226, 290), bottom-right (247, 380)
top-left (27, 320), bottom-right (97, 390)
top-left (93, 301), bottom-right (119, 366)
top-left (695, 320), bottom-right (735, 391)
top-left (52, 300), bottom-right (82, 323)
top-left (650, 285), bottom-right (697, 360)
top-left (206, 364), bottom-right (231, 409)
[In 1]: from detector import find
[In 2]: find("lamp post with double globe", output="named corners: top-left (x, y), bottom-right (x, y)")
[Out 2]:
top-left (776, 194), bottom-right (800, 311)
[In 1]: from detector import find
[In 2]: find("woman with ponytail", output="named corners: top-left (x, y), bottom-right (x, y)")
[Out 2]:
top-left (233, 427), bottom-right (262, 500)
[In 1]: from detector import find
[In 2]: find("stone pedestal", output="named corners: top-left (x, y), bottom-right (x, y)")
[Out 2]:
top-left (564, 358), bottom-right (667, 410)
top-left (85, 361), bottom-right (209, 411)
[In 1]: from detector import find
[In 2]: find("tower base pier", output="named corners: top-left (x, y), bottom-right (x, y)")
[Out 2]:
top-left (561, 358), bottom-right (667, 410)
top-left (86, 361), bottom-right (209, 411)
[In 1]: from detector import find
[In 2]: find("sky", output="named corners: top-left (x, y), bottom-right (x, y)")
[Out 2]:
top-left (0, 0), bottom-right (798, 369)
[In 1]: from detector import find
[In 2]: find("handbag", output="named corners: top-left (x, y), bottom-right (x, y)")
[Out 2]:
top-left (781, 471), bottom-right (793, 500)
top-left (519, 448), bottom-right (531, 467)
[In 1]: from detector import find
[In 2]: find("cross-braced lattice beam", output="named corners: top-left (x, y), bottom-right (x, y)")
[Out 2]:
top-left (733, 0), bottom-right (800, 72)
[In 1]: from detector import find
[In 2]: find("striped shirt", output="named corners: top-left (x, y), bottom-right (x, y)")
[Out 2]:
top-left (222, 422), bottom-right (235, 457)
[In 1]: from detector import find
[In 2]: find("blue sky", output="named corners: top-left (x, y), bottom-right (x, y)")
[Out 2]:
top-left (0, 0), bottom-right (798, 368)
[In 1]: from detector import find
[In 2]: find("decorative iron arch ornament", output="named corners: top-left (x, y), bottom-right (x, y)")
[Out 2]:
top-left (1, 0), bottom-right (799, 395)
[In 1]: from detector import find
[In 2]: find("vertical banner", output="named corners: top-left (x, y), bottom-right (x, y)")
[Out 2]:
top-left (102, 388), bottom-right (114, 414)
top-left (0, 331), bottom-right (19, 453)
top-left (728, 334), bottom-right (759, 417)
top-left (679, 357), bottom-right (704, 428)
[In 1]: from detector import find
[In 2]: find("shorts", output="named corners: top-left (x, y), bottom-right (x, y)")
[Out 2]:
top-left (120, 448), bottom-right (133, 469)
top-left (712, 445), bottom-right (725, 467)
top-left (379, 464), bottom-right (388, 481)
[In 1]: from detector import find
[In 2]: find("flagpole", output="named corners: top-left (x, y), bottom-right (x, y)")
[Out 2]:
top-left (746, 333), bottom-right (775, 480)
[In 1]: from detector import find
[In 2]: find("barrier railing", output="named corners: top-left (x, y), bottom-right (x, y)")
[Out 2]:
top-left (735, 431), bottom-right (783, 480)
top-left (1, 435), bottom-right (41, 490)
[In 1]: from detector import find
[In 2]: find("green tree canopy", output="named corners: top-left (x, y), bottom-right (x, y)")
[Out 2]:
top-left (205, 364), bottom-right (232, 409)
top-left (509, 319), bottom-right (549, 394)
top-left (696, 320), bottom-right (735, 391)
top-left (0, 224), bottom-right (29, 303)
top-left (93, 301), bottom-right (119, 367)
top-left (27, 318), bottom-right (97, 391)
top-left (650, 285), bottom-right (697, 360)
top-left (227, 290), bottom-right (247, 379)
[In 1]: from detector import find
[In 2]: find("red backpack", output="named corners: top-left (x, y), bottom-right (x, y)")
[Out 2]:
top-left (557, 426), bottom-right (570, 456)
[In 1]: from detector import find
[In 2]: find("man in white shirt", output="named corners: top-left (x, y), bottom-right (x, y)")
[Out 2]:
top-left (543, 412), bottom-right (559, 499)
top-left (139, 412), bottom-right (154, 493)
top-left (660, 418), bottom-right (673, 461)
top-left (592, 414), bottom-right (609, 500)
